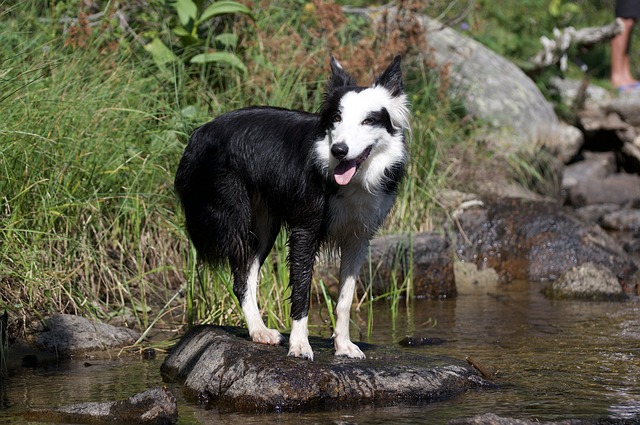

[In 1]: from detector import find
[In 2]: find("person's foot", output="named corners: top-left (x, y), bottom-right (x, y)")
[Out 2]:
top-left (615, 82), bottom-right (640, 99)
top-left (615, 82), bottom-right (640, 92)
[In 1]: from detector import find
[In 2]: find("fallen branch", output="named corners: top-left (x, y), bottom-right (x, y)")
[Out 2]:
top-left (531, 19), bottom-right (624, 71)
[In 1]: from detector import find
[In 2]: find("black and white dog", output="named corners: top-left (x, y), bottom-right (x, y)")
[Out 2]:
top-left (175, 56), bottom-right (410, 360)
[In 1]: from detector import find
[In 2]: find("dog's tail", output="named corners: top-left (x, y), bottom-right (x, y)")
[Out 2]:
top-left (174, 125), bottom-right (251, 268)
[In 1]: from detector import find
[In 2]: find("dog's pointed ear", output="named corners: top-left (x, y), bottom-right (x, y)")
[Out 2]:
top-left (329, 56), bottom-right (356, 89)
top-left (374, 55), bottom-right (403, 97)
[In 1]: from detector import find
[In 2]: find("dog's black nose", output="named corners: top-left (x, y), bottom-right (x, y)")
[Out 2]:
top-left (331, 143), bottom-right (349, 160)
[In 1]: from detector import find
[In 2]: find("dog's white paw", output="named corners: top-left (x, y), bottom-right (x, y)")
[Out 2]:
top-left (287, 341), bottom-right (314, 361)
top-left (250, 328), bottom-right (285, 346)
top-left (334, 340), bottom-right (366, 359)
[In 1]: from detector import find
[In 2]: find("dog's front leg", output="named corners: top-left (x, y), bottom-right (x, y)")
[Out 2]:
top-left (287, 226), bottom-right (318, 360)
top-left (333, 238), bottom-right (368, 359)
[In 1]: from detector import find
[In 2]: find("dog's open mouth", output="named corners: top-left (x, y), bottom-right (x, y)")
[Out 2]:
top-left (334, 145), bottom-right (373, 186)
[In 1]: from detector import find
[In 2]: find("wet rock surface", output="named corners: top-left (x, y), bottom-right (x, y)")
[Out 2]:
top-left (453, 197), bottom-right (639, 291)
top-left (542, 262), bottom-right (628, 301)
top-left (161, 325), bottom-right (488, 412)
top-left (35, 314), bottom-right (140, 356)
top-left (24, 386), bottom-right (178, 424)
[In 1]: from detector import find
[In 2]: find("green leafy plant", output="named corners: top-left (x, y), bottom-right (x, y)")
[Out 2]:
top-left (145, 0), bottom-right (251, 74)
top-left (548, 0), bottom-right (581, 22)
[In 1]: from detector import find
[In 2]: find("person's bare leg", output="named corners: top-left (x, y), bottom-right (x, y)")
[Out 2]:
top-left (611, 17), bottom-right (638, 88)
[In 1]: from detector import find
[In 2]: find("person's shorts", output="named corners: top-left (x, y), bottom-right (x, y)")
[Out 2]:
top-left (616, 0), bottom-right (640, 19)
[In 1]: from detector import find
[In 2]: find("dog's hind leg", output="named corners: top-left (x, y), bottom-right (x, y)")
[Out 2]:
top-left (238, 259), bottom-right (285, 345)
top-left (233, 202), bottom-right (285, 346)
top-left (333, 237), bottom-right (368, 359)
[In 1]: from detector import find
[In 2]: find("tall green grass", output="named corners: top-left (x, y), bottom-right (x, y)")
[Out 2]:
top-left (0, 1), bottom-right (467, 341)
top-left (0, 6), bottom-right (190, 333)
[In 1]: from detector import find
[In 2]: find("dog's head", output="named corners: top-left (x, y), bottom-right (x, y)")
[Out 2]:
top-left (315, 56), bottom-right (410, 191)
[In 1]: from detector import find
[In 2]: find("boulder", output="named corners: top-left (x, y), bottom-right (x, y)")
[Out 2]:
top-left (565, 173), bottom-right (640, 207)
top-left (605, 97), bottom-right (640, 127)
top-left (548, 76), bottom-right (613, 111)
top-left (542, 262), bottom-right (628, 301)
top-left (573, 203), bottom-right (620, 224)
top-left (561, 151), bottom-right (616, 190)
top-left (452, 197), bottom-right (638, 291)
top-left (579, 109), bottom-right (631, 132)
top-left (623, 236), bottom-right (640, 254)
top-left (35, 314), bottom-right (140, 356)
top-left (601, 208), bottom-right (640, 231)
top-left (24, 387), bottom-right (178, 425)
top-left (544, 122), bottom-right (584, 164)
top-left (161, 325), bottom-right (488, 412)
top-left (573, 205), bottom-right (640, 255)
top-left (576, 99), bottom-right (640, 148)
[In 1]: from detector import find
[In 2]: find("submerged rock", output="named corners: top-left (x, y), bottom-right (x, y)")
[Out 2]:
top-left (161, 325), bottom-right (487, 412)
top-left (543, 262), bottom-right (628, 301)
top-left (24, 386), bottom-right (177, 424)
top-left (453, 197), bottom-right (639, 291)
top-left (35, 314), bottom-right (140, 355)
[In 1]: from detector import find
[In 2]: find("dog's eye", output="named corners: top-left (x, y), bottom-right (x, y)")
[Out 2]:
top-left (361, 118), bottom-right (373, 125)
top-left (332, 114), bottom-right (342, 123)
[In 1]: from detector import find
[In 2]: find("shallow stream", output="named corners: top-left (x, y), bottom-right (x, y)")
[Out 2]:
top-left (1, 280), bottom-right (639, 424)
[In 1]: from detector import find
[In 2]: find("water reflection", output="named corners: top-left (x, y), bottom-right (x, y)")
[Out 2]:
top-left (361, 280), bottom-right (640, 422)
top-left (0, 281), bottom-right (638, 424)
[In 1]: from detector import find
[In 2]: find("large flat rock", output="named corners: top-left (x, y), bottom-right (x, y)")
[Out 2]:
top-left (161, 326), bottom-right (487, 412)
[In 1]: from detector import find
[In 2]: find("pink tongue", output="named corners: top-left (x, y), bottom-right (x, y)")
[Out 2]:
top-left (334, 160), bottom-right (357, 185)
